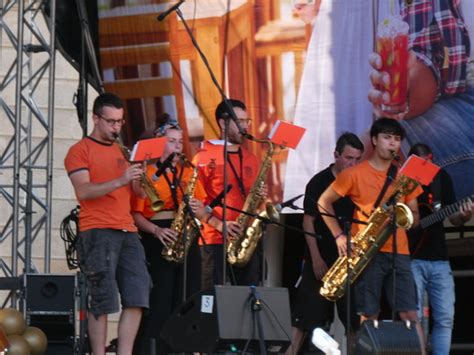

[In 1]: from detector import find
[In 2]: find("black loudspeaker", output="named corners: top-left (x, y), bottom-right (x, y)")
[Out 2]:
top-left (161, 286), bottom-right (292, 353)
top-left (354, 320), bottom-right (422, 355)
top-left (23, 274), bottom-right (76, 352)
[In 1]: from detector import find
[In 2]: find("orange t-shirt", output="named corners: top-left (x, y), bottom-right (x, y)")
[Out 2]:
top-left (192, 140), bottom-right (259, 245)
top-left (64, 137), bottom-right (137, 232)
top-left (331, 160), bottom-right (422, 254)
top-left (131, 162), bottom-right (207, 218)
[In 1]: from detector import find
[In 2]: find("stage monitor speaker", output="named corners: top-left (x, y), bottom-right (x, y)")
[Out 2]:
top-left (161, 286), bottom-right (292, 353)
top-left (24, 274), bottom-right (76, 315)
top-left (354, 320), bottom-right (422, 355)
top-left (22, 274), bottom-right (76, 345)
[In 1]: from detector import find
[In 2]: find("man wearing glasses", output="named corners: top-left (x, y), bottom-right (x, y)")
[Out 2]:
top-left (192, 99), bottom-right (262, 289)
top-left (64, 93), bottom-right (151, 355)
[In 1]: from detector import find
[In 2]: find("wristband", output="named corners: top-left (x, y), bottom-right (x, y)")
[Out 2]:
top-left (334, 231), bottom-right (344, 240)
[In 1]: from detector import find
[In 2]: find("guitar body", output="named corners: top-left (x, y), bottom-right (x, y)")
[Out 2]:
top-left (408, 194), bottom-right (473, 255)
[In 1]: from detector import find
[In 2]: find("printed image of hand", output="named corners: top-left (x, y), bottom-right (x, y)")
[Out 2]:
top-left (153, 226), bottom-right (178, 246)
top-left (368, 51), bottom-right (417, 120)
top-left (292, 0), bottom-right (320, 25)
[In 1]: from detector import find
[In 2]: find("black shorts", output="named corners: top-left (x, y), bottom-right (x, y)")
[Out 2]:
top-left (292, 258), bottom-right (359, 331)
top-left (355, 252), bottom-right (417, 317)
top-left (78, 229), bottom-right (151, 318)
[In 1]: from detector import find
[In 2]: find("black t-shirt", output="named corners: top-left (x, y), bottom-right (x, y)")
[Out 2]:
top-left (303, 165), bottom-right (355, 266)
top-left (409, 169), bottom-right (456, 260)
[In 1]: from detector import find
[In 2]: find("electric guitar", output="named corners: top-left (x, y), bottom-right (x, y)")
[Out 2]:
top-left (408, 194), bottom-right (473, 252)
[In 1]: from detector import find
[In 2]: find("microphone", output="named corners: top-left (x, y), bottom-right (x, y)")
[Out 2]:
top-left (157, 0), bottom-right (185, 21)
top-left (152, 152), bottom-right (176, 181)
top-left (275, 194), bottom-right (304, 211)
top-left (205, 185), bottom-right (233, 213)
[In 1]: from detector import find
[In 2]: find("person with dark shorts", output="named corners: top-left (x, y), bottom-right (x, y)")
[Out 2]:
top-left (64, 93), bottom-right (151, 355)
top-left (319, 118), bottom-right (426, 353)
top-left (286, 132), bottom-right (364, 355)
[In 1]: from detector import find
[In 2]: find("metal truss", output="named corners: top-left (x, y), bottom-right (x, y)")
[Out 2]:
top-left (0, 0), bottom-right (56, 303)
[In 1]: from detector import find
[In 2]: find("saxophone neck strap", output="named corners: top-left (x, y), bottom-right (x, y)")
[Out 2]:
top-left (373, 163), bottom-right (398, 210)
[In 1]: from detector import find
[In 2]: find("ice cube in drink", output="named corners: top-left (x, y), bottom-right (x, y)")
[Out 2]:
top-left (376, 16), bottom-right (409, 115)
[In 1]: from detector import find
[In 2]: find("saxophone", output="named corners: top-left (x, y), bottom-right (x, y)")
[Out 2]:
top-left (227, 137), bottom-right (280, 267)
top-left (114, 134), bottom-right (164, 212)
top-left (161, 155), bottom-right (202, 263)
top-left (320, 173), bottom-right (419, 301)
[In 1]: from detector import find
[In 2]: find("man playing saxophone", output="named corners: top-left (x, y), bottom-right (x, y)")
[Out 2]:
top-left (191, 99), bottom-right (264, 289)
top-left (287, 132), bottom-right (364, 355)
top-left (131, 115), bottom-right (207, 355)
top-left (64, 93), bottom-right (151, 355)
top-left (318, 118), bottom-right (426, 352)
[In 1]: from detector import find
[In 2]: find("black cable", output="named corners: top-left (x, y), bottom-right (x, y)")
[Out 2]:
top-left (260, 299), bottom-right (292, 343)
top-left (59, 206), bottom-right (80, 270)
top-left (242, 295), bottom-right (257, 354)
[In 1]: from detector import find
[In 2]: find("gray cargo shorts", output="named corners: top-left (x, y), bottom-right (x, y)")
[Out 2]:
top-left (77, 228), bottom-right (151, 318)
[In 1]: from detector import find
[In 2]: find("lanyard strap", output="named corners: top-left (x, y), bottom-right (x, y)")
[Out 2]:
top-left (373, 164), bottom-right (398, 210)
top-left (163, 165), bottom-right (183, 210)
top-left (226, 149), bottom-right (246, 198)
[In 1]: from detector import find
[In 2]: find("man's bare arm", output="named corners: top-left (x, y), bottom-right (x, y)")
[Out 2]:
top-left (69, 165), bottom-right (142, 201)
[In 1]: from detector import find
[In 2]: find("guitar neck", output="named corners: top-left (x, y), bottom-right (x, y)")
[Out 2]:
top-left (420, 195), bottom-right (473, 229)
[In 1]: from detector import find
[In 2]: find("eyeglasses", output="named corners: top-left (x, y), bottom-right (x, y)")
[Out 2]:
top-left (97, 115), bottom-right (126, 126)
top-left (236, 118), bottom-right (252, 125)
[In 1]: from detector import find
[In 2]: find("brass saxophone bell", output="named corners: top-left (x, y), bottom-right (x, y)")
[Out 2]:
top-left (394, 202), bottom-right (414, 229)
top-left (150, 198), bottom-right (165, 212)
top-left (265, 203), bottom-right (280, 222)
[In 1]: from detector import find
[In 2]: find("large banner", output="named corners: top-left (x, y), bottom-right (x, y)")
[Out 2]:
top-left (98, 0), bottom-right (474, 202)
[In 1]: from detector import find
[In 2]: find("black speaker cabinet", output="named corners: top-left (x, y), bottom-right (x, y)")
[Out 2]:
top-left (23, 274), bottom-right (76, 347)
top-left (354, 320), bottom-right (422, 355)
top-left (161, 286), bottom-right (292, 353)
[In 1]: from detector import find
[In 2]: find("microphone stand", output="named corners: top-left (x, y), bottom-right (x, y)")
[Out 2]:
top-left (224, 205), bottom-right (322, 239)
top-left (158, 4), bottom-right (252, 286)
top-left (386, 197), bottom-right (398, 322)
top-left (175, 162), bottom-right (203, 301)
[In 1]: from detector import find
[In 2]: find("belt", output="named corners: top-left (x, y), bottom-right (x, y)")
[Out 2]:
top-left (150, 210), bottom-right (176, 221)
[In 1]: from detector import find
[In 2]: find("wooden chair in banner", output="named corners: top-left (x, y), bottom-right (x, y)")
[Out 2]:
top-left (253, 2), bottom-right (311, 200)
top-left (99, 7), bottom-right (191, 155)
top-left (177, 0), bottom-right (259, 140)
top-left (100, 1), bottom-right (259, 147)
top-left (254, 1), bottom-right (311, 122)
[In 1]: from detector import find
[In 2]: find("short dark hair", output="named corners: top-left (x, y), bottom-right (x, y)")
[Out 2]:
top-left (215, 99), bottom-right (246, 125)
top-left (93, 93), bottom-right (124, 116)
top-left (335, 132), bottom-right (364, 154)
top-left (408, 143), bottom-right (432, 157)
top-left (370, 117), bottom-right (405, 140)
